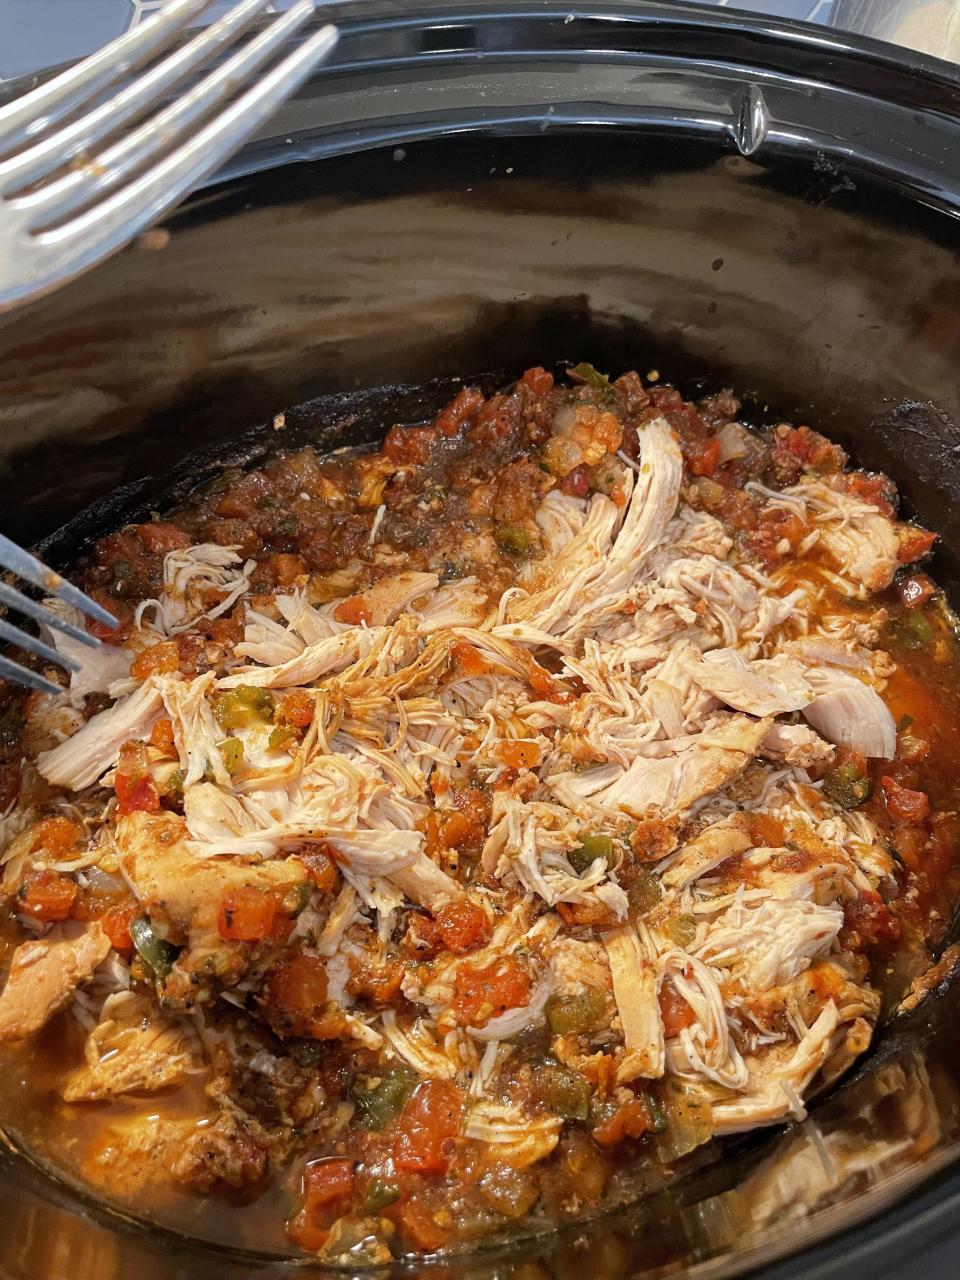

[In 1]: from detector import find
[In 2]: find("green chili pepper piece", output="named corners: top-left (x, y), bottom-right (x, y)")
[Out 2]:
top-left (217, 738), bottom-right (244, 775)
top-left (129, 916), bottom-right (177, 979)
top-left (351, 1064), bottom-right (417, 1129)
top-left (570, 362), bottom-right (610, 391)
top-left (822, 760), bottom-right (873, 809)
top-left (538, 1063), bottom-right (591, 1120)
top-left (570, 834), bottom-right (613, 873)
top-left (213, 686), bottom-right (274, 730)
top-left (545, 989), bottom-right (607, 1035)
top-left (664, 914), bottom-right (697, 948)
top-left (496, 525), bottom-right (533, 556)
top-left (363, 1177), bottom-right (400, 1211)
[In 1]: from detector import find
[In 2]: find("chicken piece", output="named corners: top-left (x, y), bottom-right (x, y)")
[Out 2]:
top-left (762, 721), bottom-right (834, 769)
top-left (696, 893), bottom-right (844, 994)
top-left (140, 543), bottom-right (252, 635)
top-left (352, 570), bottom-right (439, 626)
top-left (661, 817), bottom-right (753, 890)
top-left (42, 599), bottom-right (131, 707)
top-left (711, 1002), bottom-right (840, 1132)
top-left (463, 1102), bottom-right (562, 1168)
top-left (171, 1108), bottom-right (268, 1192)
top-left (85, 1113), bottom-right (201, 1196)
top-left (63, 994), bottom-right (200, 1102)
top-left (217, 629), bottom-right (377, 690)
top-left (117, 811), bottom-right (308, 978)
top-left (556, 714), bottom-right (771, 819)
top-left (603, 925), bottom-right (664, 1082)
top-left (802, 670), bottom-right (896, 759)
top-left (814, 488), bottom-right (900, 592)
top-left (415, 577), bottom-right (489, 632)
top-left (0, 923), bottom-right (110, 1041)
top-left (688, 650), bottom-right (812, 718)
top-left (508, 418), bottom-right (682, 638)
top-left (160, 670), bottom-right (230, 787)
top-left (36, 679), bottom-right (164, 789)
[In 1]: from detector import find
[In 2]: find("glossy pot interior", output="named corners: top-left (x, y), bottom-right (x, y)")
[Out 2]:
top-left (2, 4), bottom-right (960, 1278)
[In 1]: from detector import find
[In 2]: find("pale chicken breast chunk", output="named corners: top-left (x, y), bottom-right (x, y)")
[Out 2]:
top-left (0, 923), bottom-right (111, 1041)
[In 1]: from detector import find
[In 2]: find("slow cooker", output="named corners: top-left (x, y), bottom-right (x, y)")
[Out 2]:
top-left (1, 3), bottom-right (960, 1277)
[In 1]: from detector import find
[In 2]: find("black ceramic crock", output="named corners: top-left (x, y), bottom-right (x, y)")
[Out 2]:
top-left (2, 3), bottom-right (960, 1278)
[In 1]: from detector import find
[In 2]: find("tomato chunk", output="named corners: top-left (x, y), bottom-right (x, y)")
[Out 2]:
top-left (658, 979), bottom-right (696, 1039)
top-left (592, 1096), bottom-right (654, 1148)
top-left (286, 1158), bottom-right (356, 1252)
top-left (332, 595), bottom-right (371, 626)
top-left (881, 775), bottom-right (930, 824)
top-left (394, 1080), bottom-right (463, 1174)
top-left (102, 898), bottom-right (139, 951)
top-left (452, 956), bottom-right (531, 1027)
top-left (684, 436), bottom-right (722, 478)
top-left (131, 641), bottom-right (180, 680)
top-left (25, 816), bottom-right (83, 858)
top-left (265, 953), bottom-right (340, 1040)
top-left (496, 739), bottom-right (542, 770)
top-left (136, 522), bottom-right (191, 554)
top-left (19, 869), bottom-right (77, 921)
top-left (521, 366), bottom-right (554, 397)
top-left (115, 741), bottom-right (160, 815)
top-left (297, 843), bottom-right (340, 893)
top-left (431, 898), bottom-right (491, 953)
top-left (218, 886), bottom-right (278, 942)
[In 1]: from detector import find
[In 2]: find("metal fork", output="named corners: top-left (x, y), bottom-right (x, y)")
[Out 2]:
top-left (0, 0), bottom-right (338, 310)
top-left (0, 534), bottom-right (121, 696)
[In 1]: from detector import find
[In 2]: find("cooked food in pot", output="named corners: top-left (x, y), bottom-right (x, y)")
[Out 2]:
top-left (0, 365), bottom-right (958, 1261)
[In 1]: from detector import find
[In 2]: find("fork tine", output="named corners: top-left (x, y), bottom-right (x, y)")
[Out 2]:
top-left (0, 0), bottom-right (276, 197)
top-left (0, 0), bottom-right (216, 157)
top-left (0, 581), bottom-right (100, 649)
top-left (0, 655), bottom-right (62, 697)
top-left (0, 533), bottom-right (117, 628)
top-left (35, 12), bottom-right (337, 268)
top-left (0, 617), bottom-right (80, 672)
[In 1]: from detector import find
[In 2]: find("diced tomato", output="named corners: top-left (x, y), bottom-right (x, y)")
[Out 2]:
top-left (658, 979), bottom-right (696, 1039)
top-left (19, 869), bottom-right (77, 921)
top-left (431, 898), bottom-right (491, 953)
top-left (298, 843), bottom-right (340, 893)
top-left (556, 898), bottom-right (621, 929)
top-left (560, 463), bottom-right (591, 497)
top-left (102, 898), bottom-right (139, 951)
top-left (26, 815), bottom-right (83, 858)
top-left (452, 956), bottom-right (531, 1027)
top-left (218, 886), bottom-right (278, 942)
top-left (267, 553), bottom-right (307, 588)
top-left (748, 812), bottom-right (785, 848)
top-left (115, 741), bottom-right (160, 815)
top-left (592, 1096), bottom-right (653, 1148)
top-left (496, 739), bottom-right (542, 770)
top-left (841, 890), bottom-right (901, 951)
top-left (286, 1158), bottom-right (357, 1253)
top-left (393, 1080), bottom-right (463, 1175)
top-left (521, 366), bottom-right (554, 398)
top-left (131, 640), bottom-right (180, 681)
top-left (346, 956), bottom-right (405, 1005)
top-left (898, 573), bottom-right (938, 610)
top-left (150, 717), bottom-right (177, 756)
top-left (898, 526), bottom-right (937, 564)
top-left (435, 386), bottom-right (485, 438)
top-left (276, 689), bottom-right (315, 731)
top-left (333, 594), bottom-right (372, 626)
top-left (265, 952), bottom-right (340, 1040)
top-left (135, 522), bottom-right (191, 554)
top-left (684, 436), bottom-right (722, 478)
top-left (383, 423), bottom-right (438, 466)
top-left (746, 506), bottom-right (808, 569)
top-left (881, 775), bottom-right (930, 824)
top-left (775, 424), bottom-right (846, 473)
top-left (390, 1195), bottom-right (453, 1252)
top-left (84, 588), bottom-right (131, 643)
top-left (433, 808), bottom-right (481, 852)
top-left (842, 471), bottom-right (897, 516)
